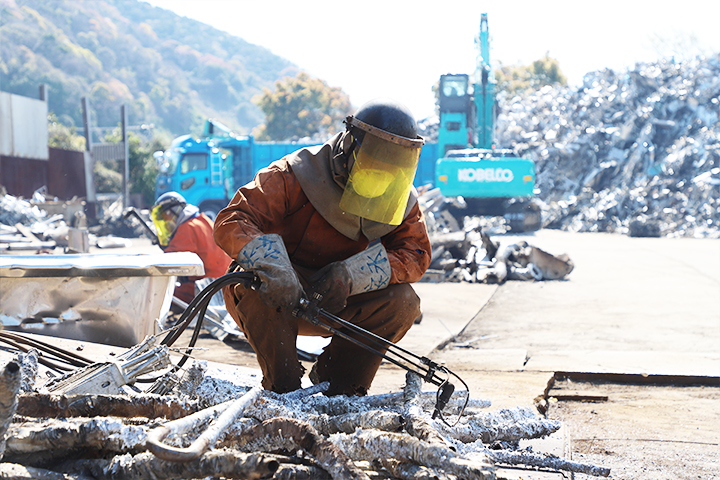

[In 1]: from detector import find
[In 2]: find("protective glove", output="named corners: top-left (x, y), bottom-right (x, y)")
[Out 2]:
top-left (308, 242), bottom-right (391, 314)
top-left (307, 262), bottom-right (352, 314)
top-left (236, 234), bottom-right (303, 311)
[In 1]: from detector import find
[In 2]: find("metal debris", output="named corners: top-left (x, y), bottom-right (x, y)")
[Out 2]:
top-left (0, 253), bottom-right (203, 347)
top-left (484, 448), bottom-right (611, 477)
top-left (330, 429), bottom-right (494, 480)
top-left (0, 192), bottom-right (146, 252)
top-left (59, 451), bottom-right (279, 480)
top-left (236, 417), bottom-right (370, 480)
top-left (420, 192), bottom-right (573, 284)
top-left (147, 386), bottom-right (263, 463)
top-left (0, 359), bottom-right (21, 459)
top-left (16, 393), bottom-right (204, 420)
top-left (16, 350), bottom-right (38, 393)
top-left (479, 239), bottom-right (574, 284)
top-left (0, 194), bottom-right (49, 227)
top-left (0, 347), bottom-right (610, 479)
top-left (42, 336), bottom-right (172, 396)
top-left (417, 57), bottom-right (719, 239)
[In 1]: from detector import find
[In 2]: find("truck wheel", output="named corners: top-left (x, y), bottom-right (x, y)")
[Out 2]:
top-left (199, 201), bottom-right (227, 221)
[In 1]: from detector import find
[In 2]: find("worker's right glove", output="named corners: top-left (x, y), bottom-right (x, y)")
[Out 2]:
top-left (306, 262), bottom-right (352, 314)
top-left (236, 234), bottom-right (303, 312)
top-left (307, 242), bottom-right (391, 314)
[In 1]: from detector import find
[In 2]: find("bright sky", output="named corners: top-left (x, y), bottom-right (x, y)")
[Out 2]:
top-left (144, 0), bottom-right (720, 120)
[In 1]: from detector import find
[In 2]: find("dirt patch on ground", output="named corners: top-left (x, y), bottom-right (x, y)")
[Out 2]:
top-left (546, 380), bottom-right (720, 480)
top-left (372, 360), bottom-right (720, 479)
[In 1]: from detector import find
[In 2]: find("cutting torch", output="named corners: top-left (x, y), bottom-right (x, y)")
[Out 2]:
top-left (161, 271), bottom-right (469, 425)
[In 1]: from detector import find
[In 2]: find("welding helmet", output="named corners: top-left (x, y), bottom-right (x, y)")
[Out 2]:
top-left (339, 99), bottom-right (424, 225)
top-left (151, 192), bottom-right (186, 246)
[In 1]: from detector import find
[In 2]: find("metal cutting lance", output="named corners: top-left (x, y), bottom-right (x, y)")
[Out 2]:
top-left (292, 291), bottom-right (469, 425)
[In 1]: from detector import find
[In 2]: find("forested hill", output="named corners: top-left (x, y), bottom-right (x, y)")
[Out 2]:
top-left (0, 0), bottom-right (298, 137)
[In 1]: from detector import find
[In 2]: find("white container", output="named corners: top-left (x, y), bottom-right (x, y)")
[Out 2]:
top-left (0, 252), bottom-right (204, 347)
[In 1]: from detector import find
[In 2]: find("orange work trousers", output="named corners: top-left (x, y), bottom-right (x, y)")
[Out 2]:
top-left (222, 266), bottom-right (421, 396)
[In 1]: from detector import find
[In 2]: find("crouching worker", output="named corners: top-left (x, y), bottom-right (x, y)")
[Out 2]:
top-left (213, 99), bottom-right (432, 396)
top-left (151, 192), bottom-right (232, 303)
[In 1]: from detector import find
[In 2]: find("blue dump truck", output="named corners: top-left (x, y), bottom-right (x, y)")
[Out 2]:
top-left (154, 119), bottom-right (318, 218)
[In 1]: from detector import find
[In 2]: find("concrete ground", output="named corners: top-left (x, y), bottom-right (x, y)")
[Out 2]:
top-left (441, 229), bottom-right (720, 376)
top-left (417, 230), bottom-right (720, 479)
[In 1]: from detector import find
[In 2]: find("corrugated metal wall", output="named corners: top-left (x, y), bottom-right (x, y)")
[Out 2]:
top-left (47, 148), bottom-right (86, 199)
top-left (0, 90), bottom-right (86, 200)
top-left (0, 155), bottom-right (47, 197)
top-left (0, 148), bottom-right (85, 200)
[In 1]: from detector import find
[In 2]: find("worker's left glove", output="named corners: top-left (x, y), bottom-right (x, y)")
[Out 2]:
top-left (236, 234), bottom-right (303, 312)
top-left (307, 242), bottom-right (391, 314)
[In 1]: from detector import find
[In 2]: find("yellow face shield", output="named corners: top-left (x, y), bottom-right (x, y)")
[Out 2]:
top-left (151, 204), bottom-right (176, 247)
top-left (339, 117), bottom-right (424, 225)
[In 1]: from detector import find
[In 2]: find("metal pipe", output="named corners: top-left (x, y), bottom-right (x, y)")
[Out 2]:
top-left (146, 385), bottom-right (263, 462)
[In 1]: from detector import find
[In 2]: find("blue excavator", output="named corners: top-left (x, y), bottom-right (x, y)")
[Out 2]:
top-left (434, 13), bottom-right (541, 232)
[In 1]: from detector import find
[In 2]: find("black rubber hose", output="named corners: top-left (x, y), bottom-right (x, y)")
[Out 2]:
top-left (0, 331), bottom-right (93, 367)
top-left (0, 334), bottom-right (75, 372)
top-left (137, 272), bottom-right (258, 383)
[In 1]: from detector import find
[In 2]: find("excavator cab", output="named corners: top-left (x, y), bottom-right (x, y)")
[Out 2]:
top-left (439, 74), bottom-right (471, 113)
top-left (438, 74), bottom-right (476, 156)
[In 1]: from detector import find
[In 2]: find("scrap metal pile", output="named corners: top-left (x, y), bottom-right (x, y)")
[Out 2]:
top-left (0, 340), bottom-right (610, 479)
top-left (495, 55), bottom-right (720, 238)
top-left (419, 56), bottom-right (719, 282)
top-left (0, 193), bottom-right (76, 251)
top-left (0, 193), bottom-right (144, 252)
top-left (420, 189), bottom-right (574, 284)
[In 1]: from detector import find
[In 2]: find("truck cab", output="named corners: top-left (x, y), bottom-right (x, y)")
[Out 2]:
top-left (154, 132), bottom-right (243, 218)
top-left (438, 74), bottom-right (475, 157)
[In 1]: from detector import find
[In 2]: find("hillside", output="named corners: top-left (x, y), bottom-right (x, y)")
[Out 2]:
top-left (0, 0), bottom-right (298, 137)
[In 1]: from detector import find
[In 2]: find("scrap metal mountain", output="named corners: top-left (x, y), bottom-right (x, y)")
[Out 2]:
top-left (495, 55), bottom-right (720, 238)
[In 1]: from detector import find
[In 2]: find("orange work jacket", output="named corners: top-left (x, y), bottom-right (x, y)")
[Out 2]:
top-left (165, 213), bottom-right (232, 279)
top-left (213, 160), bottom-right (431, 285)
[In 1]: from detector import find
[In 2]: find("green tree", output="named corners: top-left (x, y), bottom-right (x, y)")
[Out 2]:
top-left (496, 53), bottom-right (567, 95)
top-left (94, 161), bottom-right (123, 195)
top-left (48, 112), bottom-right (86, 150)
top-left (129, 135), bottom-right (162, 206)
top-left (253, 72), bottom-right (351, 141)
top-left (1, 0), bottom-right (295, 136)
top-left (95, 129), bottom-right (162, 206)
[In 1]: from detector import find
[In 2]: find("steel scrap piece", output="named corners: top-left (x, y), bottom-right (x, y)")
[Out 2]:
top-left (0, 193), bottom-right (152, 252)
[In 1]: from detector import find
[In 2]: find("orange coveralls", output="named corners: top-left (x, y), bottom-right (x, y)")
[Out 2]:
top-left (214, 159), bottom-right (432, 395)
top-left (164, 213), bottom-right (232, 302)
